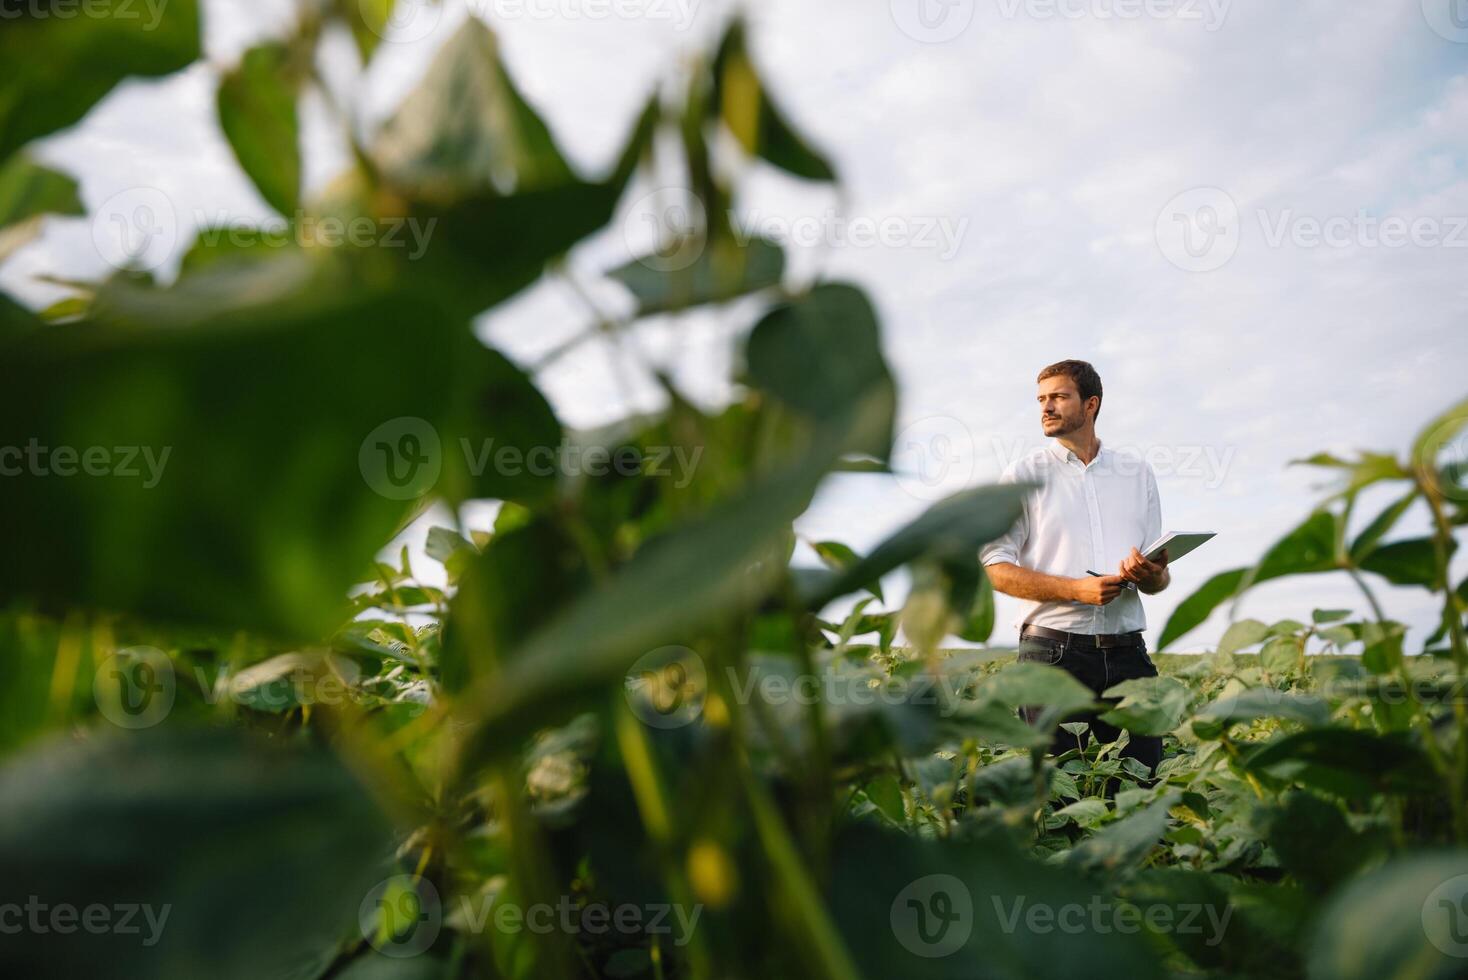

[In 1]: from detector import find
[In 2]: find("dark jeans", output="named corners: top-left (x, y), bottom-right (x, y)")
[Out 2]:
top-left (1017, 630), bottom-right (1163, 775)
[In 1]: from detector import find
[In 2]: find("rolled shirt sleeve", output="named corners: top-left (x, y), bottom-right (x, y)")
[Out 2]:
top-left (980, 461), bottom-right (1027, 567)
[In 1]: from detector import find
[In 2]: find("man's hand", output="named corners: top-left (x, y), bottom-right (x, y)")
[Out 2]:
top-left (1119, 547), bottom-right (1169, 592)
top-left (1071, 574), bottom-right (1126, 606)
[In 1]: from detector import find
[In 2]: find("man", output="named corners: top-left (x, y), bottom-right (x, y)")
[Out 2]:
top-left (980, 359), bottom-right (1170, 771)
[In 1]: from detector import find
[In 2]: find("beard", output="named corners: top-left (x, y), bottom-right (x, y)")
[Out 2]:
top-left (1043, 412), bottom-right (1083, 436)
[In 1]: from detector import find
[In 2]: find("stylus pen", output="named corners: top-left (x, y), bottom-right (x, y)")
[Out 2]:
top-left (1086, 569), bottom-right (1138, 591)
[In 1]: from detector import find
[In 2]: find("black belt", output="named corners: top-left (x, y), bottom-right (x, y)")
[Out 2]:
top-left (1021, 624), bottom-right (1144, 650)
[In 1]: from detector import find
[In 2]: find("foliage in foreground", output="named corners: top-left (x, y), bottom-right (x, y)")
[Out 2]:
top-left (1, 4), bottom-right (1467, 980)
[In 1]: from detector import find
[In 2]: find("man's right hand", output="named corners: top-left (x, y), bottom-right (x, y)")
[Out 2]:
top-left (1071, 575), bottom-right (1125, 605)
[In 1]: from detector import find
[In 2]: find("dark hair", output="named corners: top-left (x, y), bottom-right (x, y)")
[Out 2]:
top-left (1037, 359), bottom-right (1103, 420)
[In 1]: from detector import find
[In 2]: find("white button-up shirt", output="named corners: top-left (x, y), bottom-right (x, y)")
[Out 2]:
top-left (980, 440), bottom-right (1162, 635)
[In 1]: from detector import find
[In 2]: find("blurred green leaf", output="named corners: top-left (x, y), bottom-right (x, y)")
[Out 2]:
top-left (1307, 850), bottom-right (1468, 980)
top-left (1217, 618), bottom-right (1270, 654)
top-left (373, 18), bottom-right (573, 201)
top-left (1100, 676), bottom-right (1189, 736)
top-left (608, 235), bottom-right (785, 316)
top-left (1359, 536), bottom-right (1451, 589)
top-left (957, 568), bottom-right (996, 643)
top-left (1191, 689), bottom-right (1329, 740)
top-left (1160, 510), bottom-right (1339, 648)
top-left (0, 153), bottom-right (82, 261)
top-left (1256, 791), bottom-right (1387, 894)
top-left (830, 823), bottom-right (1165, 979)
top-left (1349, 489), bottom-right (1417, 561)
top-left (0, 282), bottom-right (485, 637)
top-left (460, 389), bottom-right (893, 753)
top-left (1066, 791), bottom-right (1182, 876)
top-left (802, 484), bottom-right (1030, 609)
top-left (712, 21), bottom-right (835, 182)
top-left (0, 0), bottom-right (202, 165)
top-left (0, 728), bottom-right (393, 980)
top-left (1243, 729), bottom-right (1438, 799)
top-left (217, 42), bottom-right (302, 216)
top-left (746, 282), bottom-right (896, 460)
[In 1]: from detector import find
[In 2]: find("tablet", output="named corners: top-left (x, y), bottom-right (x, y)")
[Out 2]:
top-left (1143, 531), bottom-right (1215, 563)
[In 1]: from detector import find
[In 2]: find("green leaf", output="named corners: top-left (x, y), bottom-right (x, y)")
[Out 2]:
top-left (745, 283), bottom-right (896, 460)
top-left (1259, 635), bottom-right (1302, 674)
top-left (864, 773), bottom-right (906, 825)
top-left (957, 568), bottom-right (996, 643)
top-left (830, 823), bottom-right (1166, 980)
top-left (0, 154), bottom-right (83, 261)
top-left (0, 729), bottom-right (393, 980)
top-left (1217, 618), bottom-right (1270, 654)
top-left (1054, 797), bottom-right (1110, 828)
top-left (459, 390), bottom-right (893, 752)
top-left (1066, 792), bottom-right (1182, 876)
top-left (217, 43), bottom-right (302, 216)
top-left (1255, 791), bottom-right (1387, 894)
top-left (1159, 510), bottom-right (1339, 648)
top-left (810, 540), bottom-right (883, 602)
top-left (802, 483), bottom-right (1030, 609)
top-left (1190, 689), bottom-right (1330, 740)
top-left (1307, 850), bottom-right (1468, 980)
top-left (1099, 676), bottom-right (1190, 736)
top-left (1349, 489), bottom-right (1417, 561)
top-left (1359, 536), bottom-right (1450, 589)
top-left (373, 18), bottom-right (573, 201)
top-left (609, 235), bottom-right (785, 316)
top-left (1158, 568), bottom-right (1248, 649)
top-left (442, 515), bottom-right (590, 693)
top-left (1311, 608), bottom-right (1352, 623)
top-left (712, 21), bottom-right (835, 182)
top-left (0, 0), bottom-right (202, 165)
top-left (1242, 728), bottom-right (1439, 799)
top-left (336, 0), bottom-right (398, 65)
top-left (977, 661), bottom-right (1097, 717)
top-left (0, 281), bottom-right (487, 637)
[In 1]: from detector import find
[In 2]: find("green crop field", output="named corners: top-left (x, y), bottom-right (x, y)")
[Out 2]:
top-left (1, 3), bottom-right (1467, 980)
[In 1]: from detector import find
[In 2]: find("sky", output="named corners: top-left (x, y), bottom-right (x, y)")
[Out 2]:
top-left (4, 0), bottom-right (1467, 650)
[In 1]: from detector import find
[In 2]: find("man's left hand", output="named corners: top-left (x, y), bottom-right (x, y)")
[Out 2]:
top-left (1119, 547), bottom-right (1168, 591)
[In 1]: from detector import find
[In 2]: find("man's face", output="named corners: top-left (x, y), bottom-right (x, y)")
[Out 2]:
top-left (1037, 375), bottom-right (1091, 437)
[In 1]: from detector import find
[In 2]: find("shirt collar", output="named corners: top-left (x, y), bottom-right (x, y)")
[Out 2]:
top-left (1047, 438), bottom-right (1104, 465)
